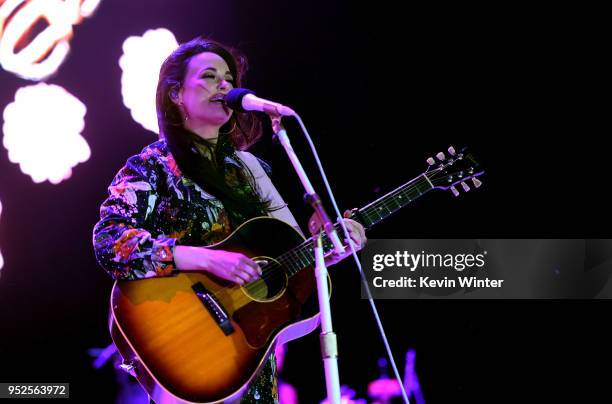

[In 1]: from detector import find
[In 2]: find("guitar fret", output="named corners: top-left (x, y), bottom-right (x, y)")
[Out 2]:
top-left (297, 246), bottom-right (311, 267)
top-left (297, 247), bottom-right (311, 268)
top-left (362, 211), bottom-right (376, 228)
top-left (286, 254), bottom-right (301, 275)
top-left (364, 177), bottom-right (432, 221)
top-left (295, 249), bottom-right (308, 270)
top-left (306, 246), bottom-right (316, 264)
top-left (387, 197), bottom-right (401, 211)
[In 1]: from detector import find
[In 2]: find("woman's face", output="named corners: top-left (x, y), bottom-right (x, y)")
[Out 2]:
top-left (176, 51), bottom-right (235, 128)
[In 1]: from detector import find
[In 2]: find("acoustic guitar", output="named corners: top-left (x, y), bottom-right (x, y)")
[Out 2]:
top-left (109, 146), bottom-right (484, 403)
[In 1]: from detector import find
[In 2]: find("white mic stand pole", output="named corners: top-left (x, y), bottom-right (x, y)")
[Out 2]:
top-left (269, 112), bottom-right (344, 404)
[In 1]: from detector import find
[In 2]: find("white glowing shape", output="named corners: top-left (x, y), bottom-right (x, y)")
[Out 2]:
top-left (78, 0), bottom-right (102, 18)
top-left (0, 199), bottom-right (3, 272)
top-left (119, 28), bottom-right (178, 134)
top-left (2, 83), bottom-right (90, 184)
top-left (0, 0), bottom-right (102, 81)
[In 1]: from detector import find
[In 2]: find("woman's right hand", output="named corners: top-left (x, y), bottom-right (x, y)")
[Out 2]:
top-left (174, 245), bottom-right (263, 285)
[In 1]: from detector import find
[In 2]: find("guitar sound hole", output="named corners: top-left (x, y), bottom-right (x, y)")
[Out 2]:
top-left (242, 258), bottom-right (287, 301)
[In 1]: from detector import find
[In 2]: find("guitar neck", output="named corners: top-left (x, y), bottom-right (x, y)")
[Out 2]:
top-left (279, 172), bottom-right (435, 277)
top-left (353, 172), bottom-right (434, 229)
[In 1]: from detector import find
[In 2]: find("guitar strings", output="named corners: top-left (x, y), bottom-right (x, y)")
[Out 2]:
top-left (245, 174), bottom-right (432, 283)
top-left (202, 174), bottom-right (436, 300)
top-left (253, 169), bottom-right (479, 291)
top-left (217, 174), bottom-right (435, 300)
top-left (207, 173), bottom-right (439, 300)
top-left (205, 166), bottom-right (480, 300)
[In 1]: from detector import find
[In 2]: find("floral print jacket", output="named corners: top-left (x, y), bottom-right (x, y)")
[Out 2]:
top-left (93, 139), bottom-right (299, 281)
top-left (93, 139), bottom-right (298, 403)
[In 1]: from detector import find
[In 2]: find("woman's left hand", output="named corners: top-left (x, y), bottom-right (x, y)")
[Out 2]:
top-left (324, 209), bottom-right (367, 266)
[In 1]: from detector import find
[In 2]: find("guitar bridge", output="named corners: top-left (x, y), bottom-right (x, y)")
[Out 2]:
top-left (191, 282), bottom-right (234, 336)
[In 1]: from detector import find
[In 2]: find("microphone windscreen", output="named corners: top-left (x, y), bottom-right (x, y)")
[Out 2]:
top-left (224, 88), bottom-right (255, 112)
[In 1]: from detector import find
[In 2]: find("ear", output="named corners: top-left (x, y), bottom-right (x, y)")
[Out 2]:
top-left (169, 85), bottom-right (182, 105)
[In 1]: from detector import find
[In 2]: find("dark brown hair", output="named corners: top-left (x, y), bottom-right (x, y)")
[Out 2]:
top-left (156, 37), bottom-right (271, 227)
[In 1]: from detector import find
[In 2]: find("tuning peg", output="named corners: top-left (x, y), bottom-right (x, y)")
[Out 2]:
top-left (461, 181), bottom-right (470, 192)
top-left (436, 152), bottom-right (446, 161)
top-left (426, 157), bottom-right (435, 166)
top-left (448, 146), bottom-right (456, 156)
top-left (472, 177), bottom-right (482, 188)
top-left (450, 186), bottom-right (459, 197)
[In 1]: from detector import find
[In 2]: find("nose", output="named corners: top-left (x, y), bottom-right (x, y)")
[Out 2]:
top-left (219, 79), bottom-right (231, 91)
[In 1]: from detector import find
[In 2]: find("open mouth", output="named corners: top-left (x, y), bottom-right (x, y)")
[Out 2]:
top-left (209, 94), bottom-right (226, 104)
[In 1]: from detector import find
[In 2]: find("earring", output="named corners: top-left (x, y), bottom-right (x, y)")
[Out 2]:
top-left (179, 102), bottom-right (189, 122)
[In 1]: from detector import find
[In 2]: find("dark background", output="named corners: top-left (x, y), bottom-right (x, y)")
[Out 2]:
top-left (0, 1), bottom-right (608, 403)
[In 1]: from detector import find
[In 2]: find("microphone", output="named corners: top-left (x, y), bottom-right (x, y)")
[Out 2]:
top-left (224, 88), bottom-right (296, 117)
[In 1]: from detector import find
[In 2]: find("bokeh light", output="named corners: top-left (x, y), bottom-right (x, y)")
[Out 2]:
top-left (0, 0), bottom-right (103, 81)
top-left (119, 28), bottom-right (178, 134)
top-left (2, 83), bottom-right (91, 184)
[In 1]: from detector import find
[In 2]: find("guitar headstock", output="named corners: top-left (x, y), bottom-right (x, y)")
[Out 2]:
top-left (425, 146), bottom-right (484, 196)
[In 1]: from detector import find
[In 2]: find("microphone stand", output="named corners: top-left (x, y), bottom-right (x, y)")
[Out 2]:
top-left (269, 113), bottom-right (344, 404)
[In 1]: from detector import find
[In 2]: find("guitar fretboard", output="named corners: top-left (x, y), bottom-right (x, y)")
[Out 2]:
top-left (272, 173), bottom-right (435, 276)
top-left (356, 173), bottom-right (434, 228)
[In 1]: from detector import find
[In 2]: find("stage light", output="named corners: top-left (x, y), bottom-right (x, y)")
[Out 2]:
top-left (2, 83), bottom-right (91, 184)
top-left (119, 28), bottom-right (178, 134)
top-left (78, 0), bottom-right (102, 18)
top-left (0, 0), bottom-right (102, 81)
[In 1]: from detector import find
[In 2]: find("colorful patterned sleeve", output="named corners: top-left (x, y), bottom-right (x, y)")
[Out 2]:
top-left (93, 152), bottom-right (177, 280)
